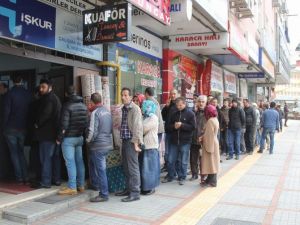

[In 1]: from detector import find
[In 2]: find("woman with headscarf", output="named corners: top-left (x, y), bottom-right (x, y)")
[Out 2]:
top-left (140, 100), bottom-right (160, 195)
top-left (133, 93), bottom-right (145, 108)
top-left (200, 104), bottom-right (220, 187)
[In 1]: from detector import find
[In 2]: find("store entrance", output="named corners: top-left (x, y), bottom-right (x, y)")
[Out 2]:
top-left (0, 53), bottom-right (73, 192)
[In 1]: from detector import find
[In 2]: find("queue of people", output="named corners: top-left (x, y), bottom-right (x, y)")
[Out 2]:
top-left (0, 77), bottom-right (284, 203)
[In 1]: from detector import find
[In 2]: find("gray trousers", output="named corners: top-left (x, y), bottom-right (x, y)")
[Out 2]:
top-left (122, 140), bottom-right (140, 197)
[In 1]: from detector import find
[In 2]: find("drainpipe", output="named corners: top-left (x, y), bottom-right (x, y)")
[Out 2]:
top-left (96, 61), bottom-right (121, 104)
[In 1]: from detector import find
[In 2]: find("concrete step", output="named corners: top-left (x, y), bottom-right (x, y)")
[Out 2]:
top-left (2, 191), bottom-right (98, 225)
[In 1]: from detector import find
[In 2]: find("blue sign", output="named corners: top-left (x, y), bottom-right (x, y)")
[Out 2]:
top-left (238, 73), bottom-right (265, 79)
top-left (0, 0), bottom-right (102, 61)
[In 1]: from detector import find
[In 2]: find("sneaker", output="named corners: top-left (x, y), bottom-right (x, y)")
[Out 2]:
top-left (58, 188), bottom-right (77, 195)
top-left (226, 156), bottom-right (233, 160)
top-left (235, 155), bottom-right (240, 160)
top-left (179, 180), bottom-right (185, 185)
top-left (189, 175), bottom-right (198, 181)
top-left (90, 196), bottom-right (108, 202)
top-left (162, 177), bottom-right (173, 183)
top-left (77, 187), bottom-right (85, 193)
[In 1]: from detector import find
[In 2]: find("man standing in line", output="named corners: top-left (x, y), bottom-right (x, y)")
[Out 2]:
top-left (144, 87), bottom-right (164, 144)
top-left (34, 79), bottom-right (61, 188)
top-left (220, 99), bottom-right (230, 155)
top-left (237, 98), bottom-right (246, 154)
top-left (276, 104), bottom-right (284, 132)
top-left (161, 89), bottom-right (178, 171)
top-left (163, 97), bottom-right (196, 185)
top-left (190, 95), bottom-right (207, 181)
top-left (284, 102), bottom-right (289, 127)
top-left (3, 76), bottom-right (31, 184)
top-left (57, 86), bottom-right (88, 195)
top-left (115, 88), bottom-right (143, 202)
top-left (258, 102), bottom-right (280, 154)
top-left (227, 99), bottom-right (245, 160)
top-left (243, 99), bottom-right (257, 155)
top-left (252, 103), bottom-right (261, 147)
top-left (86, 93), bottom-right (113, 202)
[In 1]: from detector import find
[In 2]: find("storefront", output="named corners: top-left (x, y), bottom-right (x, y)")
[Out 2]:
top-left (162, 49), bottom-right (199, 107)
top-left (116, 26), bottom-right (163, 100)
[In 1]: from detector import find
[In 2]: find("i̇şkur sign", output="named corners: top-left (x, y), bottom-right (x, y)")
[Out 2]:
top-left (83, 3), bottom-right (132, 45)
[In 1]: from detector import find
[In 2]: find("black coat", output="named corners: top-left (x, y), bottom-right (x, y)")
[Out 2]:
top-left (244, 106), bottom-right (257, 128)
top-left (167, 107), bottom-right (196, 145)
top-left (58, 95), bottom-right (88, 142)
top-left (34, 92), bottom-right (61, 142)
top-left (228, 107), bottom-right (245, 130)
top-left (161, 100), bottom-right (178, 133)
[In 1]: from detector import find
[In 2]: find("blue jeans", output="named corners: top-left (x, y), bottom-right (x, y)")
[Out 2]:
top-left (256, 126), bottom-right (261, 146)
top-left (62, 137), bottom-right (85, 190)
top-left (89, 150), bottom-right (110, 198)
top-left (39, 141), bottom-right (56, 187)
top-left (52, 144), bottom-right (61, 183)
top-left (260, 128), bottom-right (275, 153)
top-left (4, 129), bottom-right (28, 182)
top-left (228, 129), bottom-right (242, 157)
top-left (167, 143), bottom-right (191, 180)
top-left (164, 133), bottom-right (172, 165)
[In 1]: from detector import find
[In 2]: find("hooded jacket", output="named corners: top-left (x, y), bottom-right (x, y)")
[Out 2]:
top-left (228, 106), bottom-right (245, 130)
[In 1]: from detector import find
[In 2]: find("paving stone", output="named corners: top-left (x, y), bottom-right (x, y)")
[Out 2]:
top-left (210, 217), bottom-right (261, 225)
top-left (236, 174), bottom-right (279, 189)
top-left (278, 191), bottom-right (300, 210)
top-left (248, 165), bottom-right (282, 176)
top-left (272, 209), bottom-right (300, 225)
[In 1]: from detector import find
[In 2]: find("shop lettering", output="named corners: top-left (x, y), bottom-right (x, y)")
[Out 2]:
top-left (169, 3), bottom-right (181, 12)
top-left (136, 60), bottom-right (160, 78)
top-left (84, 8), bottom-right (126, 25)
top-left (141, 78), bottom-right (157, 88)
top-left (175, 34), bottom-right (221, 42)
top-left (188, 42), bottom-right (207, 47)
top-left (132, 33), bottom-right (151, 49)
top-left (21, 13), bottom-right (52, 30)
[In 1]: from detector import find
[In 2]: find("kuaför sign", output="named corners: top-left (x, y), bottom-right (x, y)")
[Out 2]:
top-left (83, 3), bottom-right (131, 45)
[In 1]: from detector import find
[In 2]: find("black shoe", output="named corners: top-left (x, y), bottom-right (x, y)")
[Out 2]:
top-left (121, 196), bottom-right (140, 202)
top-left (162, 177), bottom-right (173, 183)
top-left (226, 156), bottom-right (233, 160)
top-left (90, 196), bottom-right (108, 202)
top-left (30, 183), bottom-right (51, 189)
top-left (248, 151), bottom-right (253, 155)
top-left (257, 150), bottom-right (263, 153)
top-left (208, 183), bottom-right (217, 187)
top-left (189, 175), bottom-right (198, 181)
top-left (115, 190), bottom-right (129, 196)
top-left (235, 155), bottom-right (239, 160)
top-left (52, 181), bottom-right (61, 186)
top-left (141, 190), bottom-right (155, 196)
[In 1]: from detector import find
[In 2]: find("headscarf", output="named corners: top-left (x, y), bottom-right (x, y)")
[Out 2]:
top-left (134, 93), bottom-right (145, 106)
top-left (204, 104), bottom-right (217, 120)
top-left (142, 100), bottom-right (157, 118)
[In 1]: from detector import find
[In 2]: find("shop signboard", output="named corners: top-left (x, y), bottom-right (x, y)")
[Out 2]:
top-left (229, 17), bottom-right (249, 62)
top-left (240, 78), bottom-right (248, 98)
top-left (169, 32), bottom-right (229, 50)
top-left (194, 0), bottom-right (228, 31)
top-left (83, 3), bottom-right (132, 45)
top-left (238, 73), bottom-right (265, 79)
top-left (0, 0), bottom-right (102, 60)
top-left (259, 48), bottom-right (275, 78)
top-left (248, 35), bottom-right (259, 64)
top-left (169, 0), bottom-right (193, 23)
top-left (201, 59), bottom-right (212, 96)
top-left (127, 0), bottom-right (171, 25)
top-left (224, 70), bottom-right (237, 94)
top-left (119, 26), bottom-right (162, 59)
top-left (211, 63), bottom-right (223, 93)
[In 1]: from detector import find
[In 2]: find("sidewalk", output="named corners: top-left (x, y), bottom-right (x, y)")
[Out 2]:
top-left (2, 121), bottom-right (299, 225)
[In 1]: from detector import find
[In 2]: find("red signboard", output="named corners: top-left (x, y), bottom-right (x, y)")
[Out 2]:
top-left (128, 0), bottom-right (171, 25)
top-left (201, 59), bottom-right (212, 96)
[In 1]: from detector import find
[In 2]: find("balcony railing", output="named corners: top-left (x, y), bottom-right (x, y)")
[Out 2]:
top-left (230, 0), bottom-right (254, 19)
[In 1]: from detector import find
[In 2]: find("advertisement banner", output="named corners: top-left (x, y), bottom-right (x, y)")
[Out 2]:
top-left (127, 0), bottom-right (171, 25)
top-left (0, 0), bottom-right (102, 60)
top-left (169, 32), bottom-right (228, 50)
top-left (119, 26), bottom-right (162, 59)
top-left (240, 78), bottom-right (248, 98)
top-left (259, 48), bottom-right (275, 78)
top-left (169, 0), bottom-right (193, 23)
top-left (83, 3), bottom-right (132, 45)
top-left (224, 70), bottom-right (237, 94)
top-left (248, 34), bottom-right (259, 64)
top-left (211, 63), bottom-right (223, 93)
top-left (201, 59), bottom-right (212, 96)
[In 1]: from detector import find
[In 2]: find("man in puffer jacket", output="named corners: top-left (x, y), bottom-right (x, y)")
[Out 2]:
top-left (57, 86), bottom-right (88, 195)
top-left (243, 99), bottom-right (257, 155)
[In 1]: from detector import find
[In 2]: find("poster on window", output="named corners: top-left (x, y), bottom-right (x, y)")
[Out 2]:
top-left (224, 70), bottom-right (237, 94)
top-left (211, 63), bottom-right (223, 93)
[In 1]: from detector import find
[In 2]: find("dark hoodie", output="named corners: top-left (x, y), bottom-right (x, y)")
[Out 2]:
top-left (57, 95), bottom-right (88, 142)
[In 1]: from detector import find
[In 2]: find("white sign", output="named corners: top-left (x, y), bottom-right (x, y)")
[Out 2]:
top-left (248, 35), bottom-right (259, 64)
top-left (169, 32), bottom-right (228, 50)
top-left (170, 0), bottom-right (193, 23)
top-left (240, 79), bottom-right (248, 98)
top-left (120, 26), bottom-right (163, 59)
top-left (211, 64), bottom-right (224, 93)
top-left (39, 0), bottom-right (94, 16)
top-left (194, 0), bottom-right (228, 31)
top-left (224, 70), bottom-right (237, 94)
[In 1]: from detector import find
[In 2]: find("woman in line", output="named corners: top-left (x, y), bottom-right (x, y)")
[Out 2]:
top-left (200, 104), bottom-right (220, 187)
top-left (140, 100), bottom-right (160, 195)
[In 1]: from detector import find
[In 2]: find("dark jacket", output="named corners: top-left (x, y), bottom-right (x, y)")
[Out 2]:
top-left (3, 85), bottom-right (32, 130)
top-left (0, 93), bottom-right (7, 129)
top-left (58, 95), bottom-right (88, 142)
top-left (34, 92), bottom-right (61, 142)
top-left (168, 107), bottom-right (196, 145)
top-left (220, 106), bottom-right (229, 130)
top-left (192, 108), bottom-right (206, 145)
top-left (161, 100), bottom-right (178, 133)
top-left (277, 108), bottom-right (284, 120)
top-left (86, 105), bottom-right (113, 151)
top-left (244, 106), bottom-right (257, 128)
top-left (228, 106), bottom-right (245, 130)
